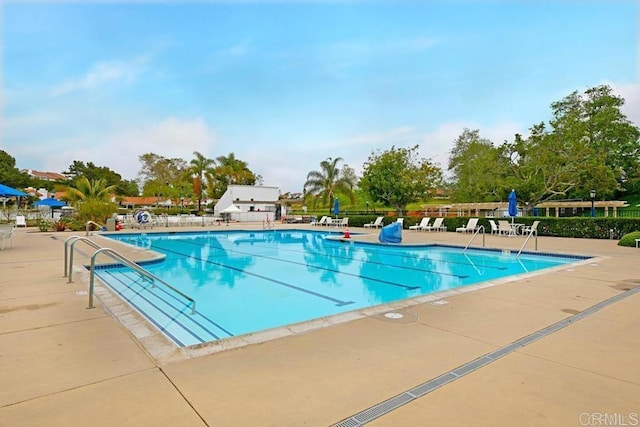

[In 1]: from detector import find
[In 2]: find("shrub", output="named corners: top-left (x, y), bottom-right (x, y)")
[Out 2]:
top-left (37, 219), bottom-right (50, 232)
top-left (617, 231), bottom-right (640, 247)
top-left (76, 200), bottom-right (118, 226)
top-left (52, 219), bottom-right (68, 232)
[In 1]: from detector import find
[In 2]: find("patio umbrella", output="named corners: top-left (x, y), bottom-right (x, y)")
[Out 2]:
top-left (34, 198), bottom-right (67, 207)
top-left (333, 197), bottom-right (339, 218)
top-left (0, 183), bottom-right (27, 197)
top-left (508, 189), bottom-right (518, 223)
top-left (34, 197), bottom-right (67, 218)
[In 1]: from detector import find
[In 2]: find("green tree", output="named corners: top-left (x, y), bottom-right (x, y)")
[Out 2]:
top-left (303, 157), bottom-right (357, 212)
top-left (63, 160), bottom-right (138, 196)
top-left (0, 150), bottom-right (30, 188)
top-left (549, 85), bottom-right (640, 197)
top-left (189, 151), bottom-right (216, 211)
top-left (360, 145), bottom-right (443, 214)
top-left (63, 176), bottom-right (117, 202)
top-left (210, 152), bottom-right (259, 199)
top-left (448, 129), bottom-right (506, 202)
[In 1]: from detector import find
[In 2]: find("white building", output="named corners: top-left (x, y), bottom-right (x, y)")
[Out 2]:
top-left (214, 185), bottom-right (280, 222)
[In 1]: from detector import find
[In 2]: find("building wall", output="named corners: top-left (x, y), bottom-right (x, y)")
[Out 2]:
top-left (214, 185), bottom-right (280, 221)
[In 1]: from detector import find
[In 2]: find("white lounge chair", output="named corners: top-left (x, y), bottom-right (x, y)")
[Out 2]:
top-left (489, 219), bottom-right (499, 235)
top-left (363, 217), bottom-right (384, 228)
top-left (311, 216), bottom-right (328, 226)
top-left (409, 217), bottom-right (430, 231)
top-left (456, 218), bottom-right (478, 233)
top-left (498, 220), bottom-right (515, 236)
top-left (15, 215), bottom-right (27, 227)
top-left (521, 221), bottom-right (540, 236)
top-left (424, 217), bottom-right (445, 232)
top-left (396, 218), bottom-right (404, 228)
top-left (334, 217), bottom-right (348, 228)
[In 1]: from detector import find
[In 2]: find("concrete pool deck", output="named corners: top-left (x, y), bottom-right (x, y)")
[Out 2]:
top-left (0, 224), bottom-right (638, 426)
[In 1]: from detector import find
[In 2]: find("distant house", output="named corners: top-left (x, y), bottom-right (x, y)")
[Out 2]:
top-left (119, 196), bottom-right (171, 209)
top-left (24, 170), bottom-right (68, 181)
top-left (214, 185), bottom-right (280, 222)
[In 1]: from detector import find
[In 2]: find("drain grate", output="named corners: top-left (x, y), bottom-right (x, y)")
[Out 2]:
top-left (333, 285), bottom-right (640, 426)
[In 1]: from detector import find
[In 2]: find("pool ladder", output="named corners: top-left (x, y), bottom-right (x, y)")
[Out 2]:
top-left (64, 236), bottom-right (196, 314)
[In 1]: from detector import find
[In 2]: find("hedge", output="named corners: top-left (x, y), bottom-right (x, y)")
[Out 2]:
top-left (348, 215), bottom-right (640, 239)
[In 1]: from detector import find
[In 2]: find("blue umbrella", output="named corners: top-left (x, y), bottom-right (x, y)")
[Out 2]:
top-left (34, 198), bottom-right (67, 207)
top-left (0, 183), bottom-right (27, 197)
top-left (333, 197), bottom-right (340, 217)
top-left (508, 189), bottom-right (518, 222)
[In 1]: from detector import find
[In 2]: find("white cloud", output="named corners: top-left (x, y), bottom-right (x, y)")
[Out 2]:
top-left (51, 55), bottom-right (150, 97)
top-left (41, 117), bottom-right (218, 181)
top-left (614, 82), bottom-right (640, 126)
top-left (243, 121), bottom-right (523, 193)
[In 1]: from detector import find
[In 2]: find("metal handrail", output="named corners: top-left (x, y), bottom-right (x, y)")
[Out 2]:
top-left (65, 236), bottom-right (102, 280)
top-left (517, 229), bottom-right (538, 257)
top-left (87, 247), bottom-right (196, 314)
top-left (463, 225), bottom-right (485, 252)
top-left (85, 220), bottom-right (104, 236)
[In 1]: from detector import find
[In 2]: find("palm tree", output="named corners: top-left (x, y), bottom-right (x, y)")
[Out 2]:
top-left (64, 177), bottom-right (116, 202)
top-left (189, 151), bottom-right (216, 212)
top-left (303, 157), bottom-right (356, 212)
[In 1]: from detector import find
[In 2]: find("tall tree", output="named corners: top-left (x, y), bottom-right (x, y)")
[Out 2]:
top-left (549, 85), bottom-right (640, 197)
top-left (63, 177), bottom-right (116, 202)
top-left (360, 145), bottom-right (443, 214)
top-left (303, 157), bottom-right (357, 211)
top-left (189, 151), bottom-right (216, 211)
top-left (0, 150), bottom-right (30, 188)
top-left (447, 129), bottom-right (506, 202)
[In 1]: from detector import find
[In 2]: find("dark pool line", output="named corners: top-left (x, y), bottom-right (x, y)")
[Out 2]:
top-left (166, 238), bottom-right (426, 290)
top-left (194, 234), bottom-right (466, 282)
top-left (225, 230), bottom-right (509, 272)
top-left (98, 270), bottom-right (194, 345)
top-left (151, 243), bottom-right (356, 307)
top-left (115, 269), bottom-right (235, 338)
top-left (116, 233), bottom-right (473, 278)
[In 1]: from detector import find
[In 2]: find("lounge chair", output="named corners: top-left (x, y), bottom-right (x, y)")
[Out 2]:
top-left (1, 224), bottom-right (14, 250)
top-left (332, 217), bottom-right (348, 228)
top-left (364, 217), bottom-right (384, 228)
top-left (311, 216), bottom-right (328, 226)
top-left (409, 217), bottom-right (430, 231)
top-left (521, 221), bottom-right (540, 236)
top-left (489, 219), bottom-right (499, 235)
top-left (15, 215), bottom-right (27, 227)
top-left (498, 220), bottom-right (515, 236)
top-left (424, 217), bottom-right (445, 232)
top-left (456, 218), bottom-right (478, 233)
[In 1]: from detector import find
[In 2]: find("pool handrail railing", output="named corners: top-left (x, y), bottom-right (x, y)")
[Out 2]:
top-left (65, 235), bottom-right (102, 280)
top-left (463, 225), bottom-right (485, 252)
top-left (87, 247), bottom-right (197, 314)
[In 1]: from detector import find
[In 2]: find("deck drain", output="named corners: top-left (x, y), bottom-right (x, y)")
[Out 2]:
top-left (384, 312), bottom-right (403, 319)
top-left (334, 285), bottom-right (640, 427)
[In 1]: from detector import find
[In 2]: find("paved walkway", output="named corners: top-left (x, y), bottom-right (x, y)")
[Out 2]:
top-left (0, 225), bottom-right (638, 426)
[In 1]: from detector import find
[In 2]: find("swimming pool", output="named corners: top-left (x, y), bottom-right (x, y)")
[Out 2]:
top-left (99, 230), bottom-right (586, 347)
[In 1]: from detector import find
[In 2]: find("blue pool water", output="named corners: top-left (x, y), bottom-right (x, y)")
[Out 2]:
top-left (100, 230), bottom-right (586, 347)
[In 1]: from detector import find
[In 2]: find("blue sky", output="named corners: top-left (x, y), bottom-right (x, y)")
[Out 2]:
top-left (2, 1), bottom-right (638, 193)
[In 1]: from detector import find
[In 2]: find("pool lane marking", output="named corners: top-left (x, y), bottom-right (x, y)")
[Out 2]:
top-left (167, 239), bottom-right (425, 290)
top-left (100, 269), bottom-right (235, 343)
top-left (332, 284), bottom-right (640, 427)
top-left (150, 243), bottom-right (356, 307)
top-left (114, 269), bottom-right (234, 338)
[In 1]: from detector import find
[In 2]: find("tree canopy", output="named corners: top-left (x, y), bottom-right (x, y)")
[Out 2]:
top-left (360, 145), bottom-right (443, 214)
top-left (303, 157), bottom-right (357, 210)
top-left (447, 85), bottom-right (640, 207)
